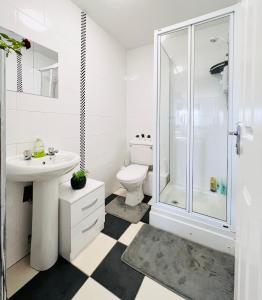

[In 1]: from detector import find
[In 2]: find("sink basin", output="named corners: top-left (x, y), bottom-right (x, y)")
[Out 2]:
top-left (6, 151), bottom-right (80, 271)
top-left (7, 151), bottom-right (79, 182)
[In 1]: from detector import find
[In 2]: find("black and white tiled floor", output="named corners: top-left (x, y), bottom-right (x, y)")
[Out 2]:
top-left (7, 190), bottom-right (183, 300)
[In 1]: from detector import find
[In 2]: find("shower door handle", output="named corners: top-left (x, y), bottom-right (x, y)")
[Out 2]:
top-left (229, 124), bottom-right (241, 155)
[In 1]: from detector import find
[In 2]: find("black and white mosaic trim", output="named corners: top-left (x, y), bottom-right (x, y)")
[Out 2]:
top-left (80, 11), bottom-right (87, 170)
top-left (16, 54), bottom-right (23, 92)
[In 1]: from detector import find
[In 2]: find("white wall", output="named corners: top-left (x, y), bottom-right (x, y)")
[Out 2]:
top-left (2, 0), bottom-right (126, 267)
top-left (126, 44), bottom-right (154, 144)
top-left (126, 44), bottom-right (170, 179)
top-left (85, 16), bottom-right (126, 196)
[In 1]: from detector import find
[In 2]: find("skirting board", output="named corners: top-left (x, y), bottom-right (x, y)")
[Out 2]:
top-left (150, 204), bottom-right (235, 255)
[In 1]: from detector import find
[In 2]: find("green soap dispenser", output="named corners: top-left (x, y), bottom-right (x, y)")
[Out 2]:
top-left (33, 138), bottom-right (45, 158)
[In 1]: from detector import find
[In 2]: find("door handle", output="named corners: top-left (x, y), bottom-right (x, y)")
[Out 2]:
top-left (81, 219), bottom-right (98, 234)
top-left (81, 198), bottom-right (98, 211)
top-left (229, 124), bottom-right (241, 155)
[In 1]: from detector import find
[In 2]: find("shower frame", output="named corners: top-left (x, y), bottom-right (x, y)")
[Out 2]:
top-left (152, 5), bottom-right (240, 254)
top-left (0, 50), bottom-right (7, 298)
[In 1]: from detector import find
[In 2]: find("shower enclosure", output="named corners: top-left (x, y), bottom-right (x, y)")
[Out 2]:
top-left (151, 6), bottom-right (238, 254)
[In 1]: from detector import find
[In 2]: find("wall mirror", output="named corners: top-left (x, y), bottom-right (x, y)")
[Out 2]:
top-left (0, 26), bottom-right (58, 98)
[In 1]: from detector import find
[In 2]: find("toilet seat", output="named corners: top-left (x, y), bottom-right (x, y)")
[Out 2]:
top-left (117, 164), bottom-right (148, 183)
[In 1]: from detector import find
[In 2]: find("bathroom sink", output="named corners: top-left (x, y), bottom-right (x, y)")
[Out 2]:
top-left (6, 151), bottom-right (80, 271)
top-left (7, 151), bottom-right (80, 182)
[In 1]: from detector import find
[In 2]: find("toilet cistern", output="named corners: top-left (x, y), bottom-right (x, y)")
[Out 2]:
top-left (116, 139), bottom-right (153, 207)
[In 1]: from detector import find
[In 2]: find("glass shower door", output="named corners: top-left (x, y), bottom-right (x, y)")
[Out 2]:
top-left (192, 16), bottom-right (230, 221)
top-left (157, 13), bottom-right (234, 227)
top-left (159, 28), bottom-right (189, 209)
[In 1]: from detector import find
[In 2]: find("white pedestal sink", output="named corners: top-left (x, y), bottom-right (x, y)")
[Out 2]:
top-left (6, 151), bottom-right (79, 271)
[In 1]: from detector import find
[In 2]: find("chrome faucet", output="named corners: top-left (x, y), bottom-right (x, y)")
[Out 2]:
top-left (47, 147), bottom-right (59, 156)
top-left (23, 150), bottom-right (32, 160)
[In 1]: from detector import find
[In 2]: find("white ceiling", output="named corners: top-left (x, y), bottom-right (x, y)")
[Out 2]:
top-left (72, 0), bottom-right (238, 49)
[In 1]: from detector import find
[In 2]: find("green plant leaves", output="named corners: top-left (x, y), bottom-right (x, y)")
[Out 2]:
top-left (0, 32), bottom-right (29, 57)
top-left (72, 169), bottom-right (88, 180)
top-left (0, 33), bottom-right (9, 39)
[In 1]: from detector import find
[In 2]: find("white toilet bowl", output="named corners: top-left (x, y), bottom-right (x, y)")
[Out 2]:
top-left (117, 164), bottom-right (148, 206)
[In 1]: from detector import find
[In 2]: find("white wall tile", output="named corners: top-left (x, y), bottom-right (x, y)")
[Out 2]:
top-left (6, 144), bottom-right (17, 157)
top-left (0, 2), bottom-right (17, 33)
top-left (16, 142), bottom-right (33, 155)
top-left (6, 91), bottom-right (17, 110)
top-left (16, 93), bottom-right (60, 113)
top-left (44, 0), bottom-right (80, 44)
top-left (85, 15), bottom-right (126, 196)
top-left (6, 110), bottom-right (19, 144)
top-left (14, 10), bottom-right (50, 47)
top-left (126, 45), bottom-right (154, 144)
top-left (13, 110), bottom-right (45, 144)
top-left (10, 0), bottom-right (45, 24)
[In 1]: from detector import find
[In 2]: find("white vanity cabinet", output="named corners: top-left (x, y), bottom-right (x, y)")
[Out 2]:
top-left (59, 178), bottom-right (105, 261)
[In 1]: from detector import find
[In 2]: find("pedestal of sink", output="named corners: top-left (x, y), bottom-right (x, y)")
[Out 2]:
top-left (30, 178), bottom-right (59, 271)
top-left (6, 151), bottom-right (80, 271)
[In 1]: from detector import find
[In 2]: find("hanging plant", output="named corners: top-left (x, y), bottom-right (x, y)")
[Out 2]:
top-left (0, 32), bottom-right (31, 56)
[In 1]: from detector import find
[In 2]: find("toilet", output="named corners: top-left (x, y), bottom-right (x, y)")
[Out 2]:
top-left (116, 140), bottom-right (153, 206)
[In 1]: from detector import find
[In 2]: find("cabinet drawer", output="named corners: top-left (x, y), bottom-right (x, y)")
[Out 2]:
top-left (71, 205), bottom-right (105, 259)
top-left (71, 186), bottom-right (104, 227)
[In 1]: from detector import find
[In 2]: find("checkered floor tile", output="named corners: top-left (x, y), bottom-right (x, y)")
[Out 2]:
top-left (7, 193), bottom-right (184, 300)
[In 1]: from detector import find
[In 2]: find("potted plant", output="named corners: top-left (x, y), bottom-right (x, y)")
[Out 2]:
top-left (71, 169), bottom-right (87, 190)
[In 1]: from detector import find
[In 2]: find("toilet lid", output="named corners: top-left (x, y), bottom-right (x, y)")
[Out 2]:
top-left (117, 164), bottom-right (148, 182)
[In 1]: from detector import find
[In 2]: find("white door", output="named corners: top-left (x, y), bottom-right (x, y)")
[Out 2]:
top-left (235, 0), bottom-right (262, 299)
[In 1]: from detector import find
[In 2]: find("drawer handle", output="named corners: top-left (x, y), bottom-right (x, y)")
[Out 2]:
top-left (81, 219), bottom-right (98, 234)
top-left (81, 198), bottom-right (98, 211)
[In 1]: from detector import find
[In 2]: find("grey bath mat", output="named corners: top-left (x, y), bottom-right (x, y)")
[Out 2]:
top-left (122, 224), bottom-right (234, 300)
top-left (105, 196), bottom-right (149, 224)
